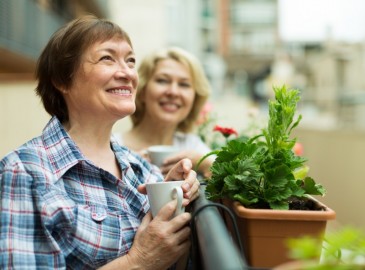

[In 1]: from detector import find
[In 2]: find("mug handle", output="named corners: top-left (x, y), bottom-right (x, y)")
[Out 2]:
top-left (171, 187), bottom-right (184, 216)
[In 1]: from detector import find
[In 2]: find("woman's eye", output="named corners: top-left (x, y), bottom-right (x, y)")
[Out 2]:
top-left (179, 82), bottom-right (191, 88)
top-left (156, 78), bottom-right (169, 84)
top-left (100, 55), bottom-right (113, 61)
top-left (127, 57), bottom-right (136, 68)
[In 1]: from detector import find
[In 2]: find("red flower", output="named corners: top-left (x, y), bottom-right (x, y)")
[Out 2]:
top-left (293, 142), bottom-right (304, 156)
top-left (213, 125), bottom-right (238, 138)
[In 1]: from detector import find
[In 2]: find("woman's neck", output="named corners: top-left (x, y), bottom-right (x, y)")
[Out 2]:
top-left (64, 119), bottom-right (115, 161)
top-left (63, 117), bottom-right (122, 179)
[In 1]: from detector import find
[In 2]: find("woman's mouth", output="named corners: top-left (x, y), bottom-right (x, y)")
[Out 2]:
top-left (160, 102), bottom-right (180, 111)
top-left (108, 88), bottom-right (131, 95)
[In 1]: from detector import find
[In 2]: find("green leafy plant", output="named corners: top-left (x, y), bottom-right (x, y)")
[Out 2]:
top-left (198, 85), bottom-right (326, 210)
top-left (285, 226), bottom-right (365, 269)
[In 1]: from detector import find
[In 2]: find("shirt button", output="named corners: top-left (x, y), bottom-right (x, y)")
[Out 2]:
top-left (91, 208), bottom-right (107, 222)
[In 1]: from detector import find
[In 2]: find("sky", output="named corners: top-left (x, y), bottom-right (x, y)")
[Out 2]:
top-left (278, 0), bottom-right (365, 42)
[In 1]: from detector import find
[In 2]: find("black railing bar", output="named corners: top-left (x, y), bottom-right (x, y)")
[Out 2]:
top-left (190, 185), bottom-right (249, 270)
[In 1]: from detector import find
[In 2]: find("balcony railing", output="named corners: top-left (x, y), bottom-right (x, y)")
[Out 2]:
top-left (190, 185), bottom-right (249, 270)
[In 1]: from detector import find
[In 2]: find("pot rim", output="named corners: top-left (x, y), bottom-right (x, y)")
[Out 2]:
top-left (230, 196), bottom-right (336, 221)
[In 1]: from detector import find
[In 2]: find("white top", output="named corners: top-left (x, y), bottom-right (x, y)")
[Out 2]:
top-left (115, 131), bottom-right (212, 155)
top-left (172, 132), bottom-right (212, 154)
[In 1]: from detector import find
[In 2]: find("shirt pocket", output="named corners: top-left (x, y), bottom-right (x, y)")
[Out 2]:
top-left (71, 205), bottom-right (121, 267)
top-left (72, 205), bottom-right (141, 267)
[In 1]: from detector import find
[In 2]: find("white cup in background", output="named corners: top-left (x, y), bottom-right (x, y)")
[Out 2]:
top-left (147, 145), bottom-right (179, 167)
top-left (146, 181), bottom-right (185, 218)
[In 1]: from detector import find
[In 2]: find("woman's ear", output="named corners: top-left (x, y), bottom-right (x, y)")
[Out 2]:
top-left (59, 88), bottom-right (68, 95)
top-left (52, 80), bottom-right (68, 94)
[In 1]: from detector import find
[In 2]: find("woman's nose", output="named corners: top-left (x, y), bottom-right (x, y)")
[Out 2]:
top-left (166, 82), bottom-right (179, 95)
top-left (115, 65), bottom-right (136, 81)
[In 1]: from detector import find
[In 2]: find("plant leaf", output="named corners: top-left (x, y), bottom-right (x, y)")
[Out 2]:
top-left (303, 177), bottom-right (326, 195)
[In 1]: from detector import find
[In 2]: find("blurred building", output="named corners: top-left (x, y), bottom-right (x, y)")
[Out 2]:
top-left (0, 0), bottom-right (108, 77)
top-left (198, 0), bottom-right (365, 131)
top-left (195, 0), bottom-right (278, 100)
top-left (0, 0), bottom-right (109, 157)
top-left (290, 40), bottom-right (365, 130)
top-left (2, 0), bottom-right (365, 132)
top-left (107, 0), bottom-right (169, 61)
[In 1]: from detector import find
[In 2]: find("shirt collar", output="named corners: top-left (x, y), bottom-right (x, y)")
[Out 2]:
top-left (110, 137), bottom-right (129, 170)
top-left (42, 117), bottom-right (147, 183)
top-left (41, 116), bottom-right (86, 180)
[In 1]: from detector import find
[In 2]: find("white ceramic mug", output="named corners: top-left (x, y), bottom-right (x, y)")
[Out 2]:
top-left (146, 181), bottom-right (185, 218)
top-left (147, 145), bottom-right (179, 167)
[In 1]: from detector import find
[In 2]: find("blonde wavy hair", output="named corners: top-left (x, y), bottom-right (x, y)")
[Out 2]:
top-left (131, 47), bottom-right (211, 132)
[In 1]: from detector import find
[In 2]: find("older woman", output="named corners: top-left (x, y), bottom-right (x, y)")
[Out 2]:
top-left (0, 16), bottom-right (199, 269)
top-left (120, 47), bottom-right (214, 178)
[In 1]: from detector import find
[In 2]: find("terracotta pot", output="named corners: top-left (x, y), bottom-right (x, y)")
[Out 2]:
top-left (222, 197), bottom-right (336, 269)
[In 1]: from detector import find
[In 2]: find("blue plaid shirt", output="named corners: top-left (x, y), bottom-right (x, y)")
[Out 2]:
top-left (0, 116), bottom-right (163, 269)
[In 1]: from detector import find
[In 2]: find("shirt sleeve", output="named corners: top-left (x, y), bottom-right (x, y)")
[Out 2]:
top-left (0, 158), bottom-right (67, 269)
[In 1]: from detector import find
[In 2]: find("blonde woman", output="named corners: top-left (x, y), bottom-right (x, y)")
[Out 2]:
top-left (120, 47), bottom-right (214, 178)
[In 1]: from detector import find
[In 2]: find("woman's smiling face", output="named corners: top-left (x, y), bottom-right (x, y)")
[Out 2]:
top-left (142, 58), bottom-right (196, 126)
top-left (62, 37), bottom-right (139, 125)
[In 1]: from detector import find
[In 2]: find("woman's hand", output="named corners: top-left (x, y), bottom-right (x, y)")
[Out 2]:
top-left (164, 158), bottom-right (200, 206)
top-left (126, 200), bottom-right (192, 269)
top-left (161, 150), bottom-right (213, 178)
top-left (138, 158), bottom-right (200, 206)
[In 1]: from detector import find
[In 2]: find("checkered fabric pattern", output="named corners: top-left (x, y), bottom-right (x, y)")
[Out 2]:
top-left (0, 116), bottom-right (163, 269)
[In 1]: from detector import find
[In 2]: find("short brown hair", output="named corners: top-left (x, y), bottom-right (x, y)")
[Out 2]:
top-left (131, 47), bottom-right (211, 132)
top-left (35, 15), bottom-right (132, 123)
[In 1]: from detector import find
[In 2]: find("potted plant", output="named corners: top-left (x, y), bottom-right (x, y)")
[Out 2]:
top-left (197, 85), bottom-right (336, 268)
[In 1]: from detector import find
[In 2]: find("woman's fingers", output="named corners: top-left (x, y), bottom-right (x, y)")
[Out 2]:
top-left (184, 180), bottom-right (200, 202)
top-left (154, 199), bottom-right (180, 222)
top-left (137, 183), bottom-right (147, 194)
top-left (129, 201), bottom-right (191, 269)
top-left (162, 159), bottom-right (200, 206)
top-left (165, 158), bottom-right (192, 181)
